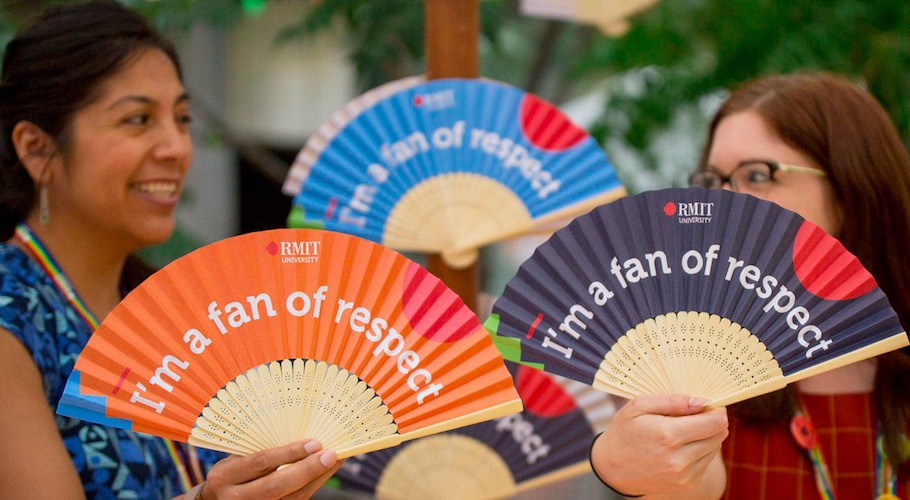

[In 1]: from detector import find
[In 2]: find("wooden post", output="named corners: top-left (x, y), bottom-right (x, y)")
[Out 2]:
top-left (424, 0), bottom-right (481, 313)
top-left (424, 0), bottom-right (480, 79)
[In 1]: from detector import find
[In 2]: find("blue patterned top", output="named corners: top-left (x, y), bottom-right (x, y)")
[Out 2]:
top-left (0, 243), bottom-right (222, 499)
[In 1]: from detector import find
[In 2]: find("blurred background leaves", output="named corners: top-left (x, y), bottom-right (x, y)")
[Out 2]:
top-left (3, 0), bottom-right (909, 188)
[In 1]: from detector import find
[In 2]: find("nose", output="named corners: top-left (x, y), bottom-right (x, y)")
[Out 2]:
top-left (153, 120), bottom-right (193, 166)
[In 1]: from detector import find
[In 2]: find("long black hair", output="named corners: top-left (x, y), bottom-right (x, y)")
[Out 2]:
top-left (0, 0), bottom-right (183, 241)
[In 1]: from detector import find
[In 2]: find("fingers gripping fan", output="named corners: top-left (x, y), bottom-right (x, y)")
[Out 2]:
top-left (56, 229), bottom-right (522, 458)
top-left (485, 188), bottom-right (909, 407)
top-left (333, 362), bottom-right (617, 500)
top-left (284, 77), bottom-right (625, 268)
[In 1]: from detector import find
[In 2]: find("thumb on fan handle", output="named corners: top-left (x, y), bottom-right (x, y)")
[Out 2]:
top-left (590, 394), bottom-right (727, 499)
top-left (182, 439), bottom-right (344, 500)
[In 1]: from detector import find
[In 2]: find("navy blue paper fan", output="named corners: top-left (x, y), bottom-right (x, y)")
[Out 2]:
top-left (333, 362), bottom-right (616, 499)
top-left (485, 188), bottom-right (908, 406)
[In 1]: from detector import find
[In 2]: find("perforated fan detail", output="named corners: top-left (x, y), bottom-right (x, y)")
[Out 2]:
top-left (594, 311), bottom-right (783, 402)
top-left (191, 359), bottom-right (397, 455)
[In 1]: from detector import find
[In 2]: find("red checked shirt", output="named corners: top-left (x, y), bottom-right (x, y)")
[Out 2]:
top-left (721, 392), bottom-right (910, 499)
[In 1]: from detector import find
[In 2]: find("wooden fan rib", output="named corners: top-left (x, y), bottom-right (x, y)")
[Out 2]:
top-left (193, 359), bottom-right (403, 456)
top-left (713, 337), bottom-right (908, 407)
top-left (193, 409), bottom-right (267, 455)
top-left (304, 363), bottom-right (352, 440)
top-left (650, 313), bottom-right (685, 394)
top-left (202, 397), bottom-right (272, 450)
top-left (317, 365), bottom-right (386, 448)
top-left (268, 361), bottom-right (293, 445)
top-left (226, 377), bottom-right (283, 449)
top-left (233, 372), bottom-right (283, 447)
top-left (595, 355), bottom-right (658, 398)
top-left (675, 312), bottom-right (716, 396)
top-left (292, 360), bottom-right (319, 438)
top-left (189, 427), bottom-right (259, 456)
top-left (604, 335), bottom-right (667, 394)
top-left (246, 366), bottom-right (287, 446)
top-left (375, 434), bottom-right (518, 500)
top-left (627, 319), bottom-right (676, 392)
top-left (298, 359), bottom-right (328, 441)
top-left (674, 314), bottom-right (732, 399)
top-left (321, 408), bottom-right (398, 453)
top-left (383, 173), bottom-right (533, 257)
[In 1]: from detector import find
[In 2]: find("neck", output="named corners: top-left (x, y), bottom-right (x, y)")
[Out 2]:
top-left (796, 358), bottom-right (878, 394)
top-left (14, 217), bottom-right (129, 323)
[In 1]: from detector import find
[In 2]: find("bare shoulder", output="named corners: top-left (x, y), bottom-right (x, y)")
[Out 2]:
top-left (0, 328), bottom-right (84, 498)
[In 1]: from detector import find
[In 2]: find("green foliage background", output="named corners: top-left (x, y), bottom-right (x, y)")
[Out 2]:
top-left (5, 0), bottom-right (909, 187)
top-left (259, 0), bottom-right (910, 175)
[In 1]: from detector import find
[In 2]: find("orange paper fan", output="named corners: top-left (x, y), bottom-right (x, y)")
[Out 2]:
top-left (57, 229), bottom-right (522, 458)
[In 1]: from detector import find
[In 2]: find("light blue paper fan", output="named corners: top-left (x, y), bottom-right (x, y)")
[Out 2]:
top-left (285, 77), bottom-right (625, 267)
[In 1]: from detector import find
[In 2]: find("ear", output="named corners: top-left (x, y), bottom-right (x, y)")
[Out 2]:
top-left (11, 121), bottom-right (56, 183)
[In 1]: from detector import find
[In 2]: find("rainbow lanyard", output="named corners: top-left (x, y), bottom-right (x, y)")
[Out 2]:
top-left (790, 396), bottom-right (898, 500)
top-left (14, 223), bottom-right (204, 491)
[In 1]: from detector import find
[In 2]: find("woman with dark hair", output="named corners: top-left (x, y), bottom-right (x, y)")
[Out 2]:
top-left (589, 72), bottom-right (910, 499)
top-left (0, 2), bottom-right (341, 498)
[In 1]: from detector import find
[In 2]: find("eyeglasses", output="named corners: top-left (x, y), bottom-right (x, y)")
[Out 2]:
top-left (688, 160), bottom-right (826, 195)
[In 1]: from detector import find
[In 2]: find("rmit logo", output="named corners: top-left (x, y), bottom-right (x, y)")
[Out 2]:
top-left (413, 89), bottom-right (456, 110)
top-left (279, 241), bottom-right (321, 256)
top-left (677, 202), bottom-right (715, 217)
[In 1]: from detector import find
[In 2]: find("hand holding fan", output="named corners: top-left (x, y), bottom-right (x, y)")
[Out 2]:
top-left (284, 77), bottom-right (625, 268)
top-left (485, 188), bottom-right (908, 407)
top-left (56, 229), bottom-right (522, 458)
top-left (333, 362), bottom-right (618, 500)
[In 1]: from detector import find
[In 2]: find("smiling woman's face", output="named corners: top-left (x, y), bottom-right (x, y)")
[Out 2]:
top-left (705, 110), bottom-right (842, 236)
top-left (47, 47), bottom-right (192, 252)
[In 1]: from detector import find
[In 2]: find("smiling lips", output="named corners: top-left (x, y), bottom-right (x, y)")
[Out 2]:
top-left (131, 181), bottom-right (179, 198)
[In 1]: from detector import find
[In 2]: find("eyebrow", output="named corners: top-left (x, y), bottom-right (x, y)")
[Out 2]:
top-left (106, 92), bottom-right (191, 110)
top-left (735, 158), bottom-right (775, 166)
top-left (704, 158), bottom-right (773, 170)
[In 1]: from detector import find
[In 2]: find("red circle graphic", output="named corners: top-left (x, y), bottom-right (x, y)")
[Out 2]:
top-left (519, 94), bottom-right (587, 151)
top-left (792, 221), bottom-right (877, 300)
top-left (401, 262), bottom-right (479, 342)
top-left (517, 365), bottom-right (576, 417)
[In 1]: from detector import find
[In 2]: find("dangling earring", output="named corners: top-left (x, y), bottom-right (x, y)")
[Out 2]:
top-left (37, 157), bottom-right (52, 225)
top-left (39, 184), bottom-right (50, 225)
